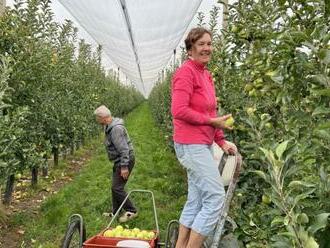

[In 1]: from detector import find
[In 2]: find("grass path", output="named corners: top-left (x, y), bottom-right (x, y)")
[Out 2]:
top-left (20, 103), bottom-right (186, 247)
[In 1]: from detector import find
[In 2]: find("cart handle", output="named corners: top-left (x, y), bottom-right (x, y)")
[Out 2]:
top-left (106, 189), bottom-right (159, 233)
top-left (68, 214), bottom-right (85, 248)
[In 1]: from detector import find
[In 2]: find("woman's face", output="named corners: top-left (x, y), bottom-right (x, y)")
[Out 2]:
top-left (190, 33), bottom-right (212, 65)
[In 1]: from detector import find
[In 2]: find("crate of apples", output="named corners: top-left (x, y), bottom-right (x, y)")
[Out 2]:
top-left (103, 225), bottom-right (156, 240)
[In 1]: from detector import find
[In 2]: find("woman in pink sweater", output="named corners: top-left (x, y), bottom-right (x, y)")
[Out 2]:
top-left (171, 27), bottom-right (237, 248)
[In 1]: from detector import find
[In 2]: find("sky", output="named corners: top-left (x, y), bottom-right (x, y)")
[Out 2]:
top-left (6, 0), bottom-right (224, 93)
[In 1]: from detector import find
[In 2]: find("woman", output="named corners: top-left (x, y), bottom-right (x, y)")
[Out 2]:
top-left (171, 27), bottom-right (237, 248)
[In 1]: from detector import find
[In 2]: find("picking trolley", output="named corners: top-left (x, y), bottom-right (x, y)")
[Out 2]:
top-left (61, 153), bottom-right (242, 248)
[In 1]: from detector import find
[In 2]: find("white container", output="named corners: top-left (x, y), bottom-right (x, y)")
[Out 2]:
top-left (116, 240), bottom-right (151, 248)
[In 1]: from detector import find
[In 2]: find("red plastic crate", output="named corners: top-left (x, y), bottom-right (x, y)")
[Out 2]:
top-left (83, 230), bottom-right (159, 248)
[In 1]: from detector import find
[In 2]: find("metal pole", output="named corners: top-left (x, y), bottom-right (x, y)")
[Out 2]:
top-left (118, 0), bottom-right (146, 95)
top-left (173, 49), bottom-right (176, 68)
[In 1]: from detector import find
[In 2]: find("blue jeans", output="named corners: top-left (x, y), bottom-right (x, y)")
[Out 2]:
top-left (174, 143), bottom-right (225, 236)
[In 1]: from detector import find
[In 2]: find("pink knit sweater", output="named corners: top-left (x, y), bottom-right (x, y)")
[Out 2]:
top-left (171, 59), bottom-right (225, 146)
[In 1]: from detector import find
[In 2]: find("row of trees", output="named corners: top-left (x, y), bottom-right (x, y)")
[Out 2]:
top-left (149, 1), bottom-right (329, 247)
top-left (0, 0), bottom-right (144, 207)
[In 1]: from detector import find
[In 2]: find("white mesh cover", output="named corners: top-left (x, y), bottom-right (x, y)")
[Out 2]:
top-left (58, 0), bottom-right (203, 97)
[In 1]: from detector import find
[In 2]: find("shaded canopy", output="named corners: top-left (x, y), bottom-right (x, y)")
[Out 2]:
top-left (58, 0), bottom-right (206, 97)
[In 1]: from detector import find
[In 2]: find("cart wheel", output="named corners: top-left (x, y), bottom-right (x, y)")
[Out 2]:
top-left (165, 220), bottom-right (179, 248)
top-left (61, 215), bottom-right (86, 248)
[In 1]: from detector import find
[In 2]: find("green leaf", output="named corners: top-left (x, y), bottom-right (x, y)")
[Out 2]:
top-left (312, 89), bottom-right (330, 97)
top-left (319, 166), bottom-right (327, 181)
top-left (271, 216), bottom-right (285, 227)
top-left (317, 121), bottom-right (330, 129)
top-left (318, 49), bottom-right (330, 64)
top-left (272, 241), bottom-right (292, 248)
top-left (277, 231), bottom-right (297, 239)
top-left (252, 170), bottom-right (268, 181)
top-left (310, 74), bottom-right (329, 87)
top-left (313, 130), bottom-right (330, 140)
top-left (312, 106), bottom-right (330, 116)
top-left (307, 213), bottom-right (330, 234)
top-left (271, 74), bottom-right (284, 84)
top-left (304, 236), bottom-right (319, 248)
top-left (276, 140), bottom-right (289, 160)
top-left (293, 188), bottom-right (316, 206)
top-left (288, 181), bottom-right (315, 188)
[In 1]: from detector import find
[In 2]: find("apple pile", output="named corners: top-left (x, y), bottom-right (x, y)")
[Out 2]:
top-left (103, 225), bottom-right (156, 240)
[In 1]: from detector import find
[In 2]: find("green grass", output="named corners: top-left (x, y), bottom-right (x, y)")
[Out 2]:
top-left (20, 103), bottom-right (186, 247)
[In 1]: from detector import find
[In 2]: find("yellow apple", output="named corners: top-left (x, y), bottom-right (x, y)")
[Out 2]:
top-left (115, 225), bottom-right (124, 231)
top-left (122, 229), bottom-right (131, 237)
top-left (136, 232), bottom-right (145, 239)
top-left (147, 231), bottom-right (155, 239)
top-left (225, 116), bottom-right (235, 127)
top-left (246, 107), bottom-right (256, 116)
top-left (262, 195), bottom-right (271, 205)
top-left (103, 229), bottom-right (114, 237)
top-left (140, 230), bottom-right (149, 239)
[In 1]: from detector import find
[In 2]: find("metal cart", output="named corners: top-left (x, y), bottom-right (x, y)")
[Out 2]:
top-left (61, 153), bottom-right (242, 248)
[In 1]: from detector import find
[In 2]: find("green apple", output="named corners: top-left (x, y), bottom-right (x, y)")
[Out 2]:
top-left (244, 83), bottom-right (253, 92)
top-left (248, 89), bottom-right (257, 97)
top-left (231, 25), bottom-right (239, 33)
top-left (262, 194), bottom-right (271, 205)
top-left (15, 173), bottom-right (22, 180)
top-left (246, 107), bottom-right (256, 116)
top-left (225, 116), bottom-right (235, 127)
top-left (127, 230), bottom-right (135, 238)
top-left (136, 232), bottom-right (145, 239)
top-left (265, 122), bottom-right (273, 129)
top-left (103, 229), bottom-right (114, 237)
top-left (147, 231), bottom-right (155, 239)
top-left (122, 229), bottom-right (131, 237)
top-left (115, 225), bottom-right (124, 231)
top-left (140, 230), bottom-right (149, 239)
top-left (297, 213), bottom-right (309, 224)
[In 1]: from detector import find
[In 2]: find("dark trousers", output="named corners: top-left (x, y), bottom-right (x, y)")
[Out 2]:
top-left (111, 156), bottom-right (136, 214)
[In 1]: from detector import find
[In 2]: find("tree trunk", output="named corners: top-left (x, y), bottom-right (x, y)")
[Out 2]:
top-left (42, 165), bottom-right (48, 177)
top-left (70, 142), bottom-right (75, 155)
top-left (63, 149), bottom-right (67, 160)
top-left (53, 147), bottom-right (59, 166)
top-left (3, 174), bottom-right (15, 205)
top-left (31, 167), bottom-right (38, 187)
top-left (0, 187), bottom-right (7, 224)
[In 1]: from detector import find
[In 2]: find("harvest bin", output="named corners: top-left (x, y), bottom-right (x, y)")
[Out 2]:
top-left (83, 230), bottom-right (159, 248)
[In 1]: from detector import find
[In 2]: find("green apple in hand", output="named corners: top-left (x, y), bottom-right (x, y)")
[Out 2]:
top-left (225, 116), bottom-right (235, 127)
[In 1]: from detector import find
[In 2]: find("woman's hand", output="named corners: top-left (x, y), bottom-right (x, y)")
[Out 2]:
top-left (208, 114), bottom-right (233, 130)
top-left (220, 141), bottom-right (237, 155)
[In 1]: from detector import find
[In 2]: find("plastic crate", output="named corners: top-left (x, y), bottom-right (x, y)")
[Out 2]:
top-left (83, 230), bottom-right (158, 248)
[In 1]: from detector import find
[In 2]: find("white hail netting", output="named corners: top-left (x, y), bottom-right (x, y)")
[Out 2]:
top-left (58, 0), bottom-right (203, 97)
